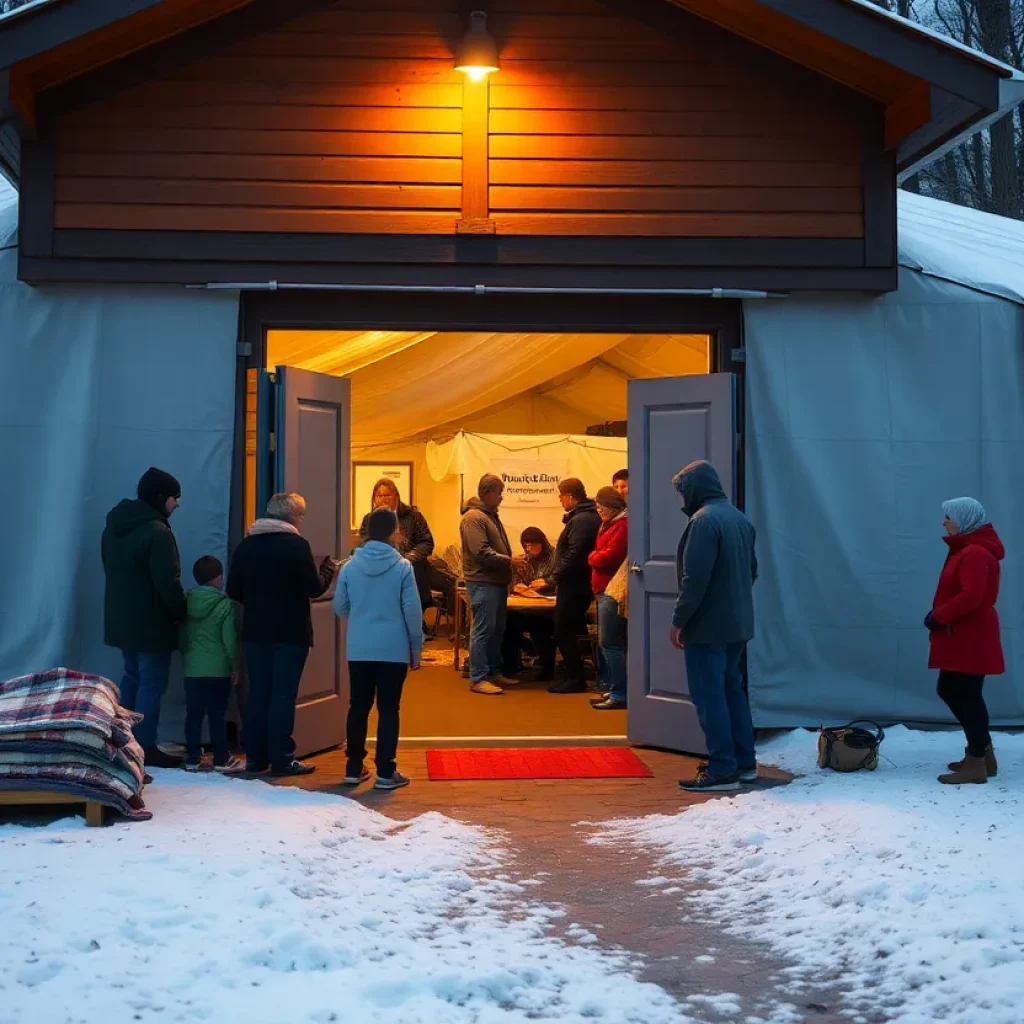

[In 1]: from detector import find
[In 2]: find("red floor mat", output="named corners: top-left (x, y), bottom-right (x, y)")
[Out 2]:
top-left (425, 747), bottom-right (653, 781)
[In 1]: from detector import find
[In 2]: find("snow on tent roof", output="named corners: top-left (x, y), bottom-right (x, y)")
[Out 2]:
top-left (897, 191), bottom-right (1024, 306)
top-left (2, 187), bottom-right (1023, 305)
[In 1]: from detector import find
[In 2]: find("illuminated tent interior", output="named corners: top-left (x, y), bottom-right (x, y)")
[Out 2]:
top-left (265, 330), bottom-right (710, 550)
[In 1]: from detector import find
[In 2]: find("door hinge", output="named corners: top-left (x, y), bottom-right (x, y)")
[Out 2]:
top-left (730, 347), bottom-right (746, 363)
top-left (236, 341), bottom-right (252, 357)
top-left (268, 432), bottom-right (276, 453)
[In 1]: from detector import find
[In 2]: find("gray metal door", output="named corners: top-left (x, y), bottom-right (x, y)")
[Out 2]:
top-left (265, 366), bottom-right (351, 758)
top-left (626, 373), bottom-right (736, 753)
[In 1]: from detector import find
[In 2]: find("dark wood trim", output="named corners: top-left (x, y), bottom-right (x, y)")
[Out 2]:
top-left (49, 229), bottom-right (868, 268)
top-left (17, 137), bottom-right (54, 258)
top-left (896, 88), bottom-right (983, 175)
top-left (885, 81), bottom-right (931, 152)
top-left (748, 0), bottom-right (1004, 111)
top-left (0, 0), bottom-right (167, 70)
top-left (0, 123), bottom-right (19, 184)
top-left (37, 0), bottom-right (344, 123)
top-left (862, 123), bottom-right (896, 269)
top-left (18, 254), bottom-right (898, 293)
top-left (241, 288), bottom-right (745, 348)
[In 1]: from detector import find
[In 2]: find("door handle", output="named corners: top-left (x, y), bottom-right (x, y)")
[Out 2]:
top-left (629, 563), bottom-right (643, 575)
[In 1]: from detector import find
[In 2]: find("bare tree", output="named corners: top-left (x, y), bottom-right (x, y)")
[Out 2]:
top-left (871, 0), bottom-right (1024, 219)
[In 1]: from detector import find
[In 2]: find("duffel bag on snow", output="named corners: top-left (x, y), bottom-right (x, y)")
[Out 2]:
top-left (817, 720), bottom-right (884, 772)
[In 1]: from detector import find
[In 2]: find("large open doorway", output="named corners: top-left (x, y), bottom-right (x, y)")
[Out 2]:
top-left (234, 293), bottom-right (744, 755)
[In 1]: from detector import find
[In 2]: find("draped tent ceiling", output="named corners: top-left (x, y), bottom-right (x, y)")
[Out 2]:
top-left (266, 331), bottom-right (711, 446)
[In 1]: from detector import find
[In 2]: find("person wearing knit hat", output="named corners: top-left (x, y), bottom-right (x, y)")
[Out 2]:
top-left (589, 487), bottom-right (629, 710)
top-left (928, 496), bottom-right (1005, 785)
top-left (101, 468), bottom-right (188, 769)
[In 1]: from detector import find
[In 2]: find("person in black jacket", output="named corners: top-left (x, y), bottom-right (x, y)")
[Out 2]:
top-left (548, 478), bottom-right (601, 694)
top-left (101, 467), bottom-right (187, 768)
top-left (227, 492), bottom-right (336, 777)
top-left (358, 478), bottom-right (435, 613)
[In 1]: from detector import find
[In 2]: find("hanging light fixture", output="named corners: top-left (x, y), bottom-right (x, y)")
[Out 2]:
top-left (454, 10), bottom-right (499, 82)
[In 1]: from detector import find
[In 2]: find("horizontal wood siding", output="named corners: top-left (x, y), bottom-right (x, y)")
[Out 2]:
top-left (485, 3), bottom-right (866, 238)
top-left (50, 0), bottom-right (870, 240)
top-left (53, 0), bottom-right (464, 234)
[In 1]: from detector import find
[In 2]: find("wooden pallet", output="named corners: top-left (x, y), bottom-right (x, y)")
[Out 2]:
top-left (0, 789), bottom-right (106, 826)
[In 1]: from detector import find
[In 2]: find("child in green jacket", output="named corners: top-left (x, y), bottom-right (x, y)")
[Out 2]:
top-left (179, 556), bottom-right (242, 773)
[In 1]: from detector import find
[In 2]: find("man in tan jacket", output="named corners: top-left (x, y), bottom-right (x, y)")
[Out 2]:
top-left (460, 474), bottom-right (525, 695)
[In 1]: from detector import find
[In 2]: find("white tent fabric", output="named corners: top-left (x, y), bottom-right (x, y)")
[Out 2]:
top-left (425, 432), bottom-right (627, 548)
top-left (746, 265), bottom-right (1024, 725)
top-left (0, 197), bottom-right (239, 737)
top-left (270, 331), bottom-right (709, 445)
top-left (897, 191), bottom-right (1024, 305)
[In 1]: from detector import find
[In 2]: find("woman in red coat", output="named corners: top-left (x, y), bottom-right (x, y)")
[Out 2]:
top-left (588, 487), bottom-right (629, 710)
top-left (927, 497), bottom-right (1004, 785)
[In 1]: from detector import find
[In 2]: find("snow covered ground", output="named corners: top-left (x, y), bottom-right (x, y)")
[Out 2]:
top-left (598, 727), bottom-right (1024, 1024)
top-left (0, 772), bottom-right (719, 1024)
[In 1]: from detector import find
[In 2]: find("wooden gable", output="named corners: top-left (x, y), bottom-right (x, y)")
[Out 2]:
top-left (13, 0), bottom-right (901, 290)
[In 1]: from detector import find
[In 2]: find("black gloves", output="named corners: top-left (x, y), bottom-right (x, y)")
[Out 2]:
top-left (924, 612), bottom-right (941, 632)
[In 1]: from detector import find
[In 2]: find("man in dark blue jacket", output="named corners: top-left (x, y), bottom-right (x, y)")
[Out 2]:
top-left (670, 461), bottom-right (758, 792)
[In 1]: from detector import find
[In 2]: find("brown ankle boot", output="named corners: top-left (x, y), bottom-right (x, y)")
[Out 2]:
top-left (947, 745), bottom-right (998, 778)
top-left (938, 754), bottom-right (988, 785)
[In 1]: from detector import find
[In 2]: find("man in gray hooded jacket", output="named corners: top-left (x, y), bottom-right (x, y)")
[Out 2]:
top-left (670, 460), bottom-right (758, 793)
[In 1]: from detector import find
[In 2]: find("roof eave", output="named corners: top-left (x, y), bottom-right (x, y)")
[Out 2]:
top-left (897, 75), bottom-right (1024, 183)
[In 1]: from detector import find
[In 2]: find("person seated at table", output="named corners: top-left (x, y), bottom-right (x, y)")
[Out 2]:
top-left (358, 478), bottom-right (434, 615)
top-left (502, 527), bottom-right (558, 680)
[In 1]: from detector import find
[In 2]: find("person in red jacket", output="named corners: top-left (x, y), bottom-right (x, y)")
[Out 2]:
top-left (927, 497), bottom-right (1005, 786)
top-left (588, 487), bottom-right (629, 710)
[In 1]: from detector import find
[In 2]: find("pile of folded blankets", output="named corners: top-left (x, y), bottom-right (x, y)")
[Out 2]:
top-left (0, 668), bottom-right (151, 821)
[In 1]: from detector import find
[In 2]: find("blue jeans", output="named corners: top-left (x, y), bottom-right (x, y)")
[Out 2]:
top-left (184, 677), bottom-right (232, 766)
top-left (683, 642), bottom-right (756, 779)
top-left (596, 593), bottom-right (628, 703)
top-left (243, 643), bottom-right (309, 771)
top-left (120, 650), bottom-right (173, 752)
top-left (466, 583), bottom-right (508, 684)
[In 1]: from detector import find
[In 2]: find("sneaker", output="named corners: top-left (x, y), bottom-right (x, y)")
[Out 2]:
top-left (547, 678), bottom-right (588, 694)
top-left (491, 674), bottom-right (521, 686)
top-left (343, 764), bottom-right (372, 786)
top-left (183, 761), bottom-right (201, 773)
top-left (213, 757), bottom-right (246, 775)
top-left (270, 760), bottom-right (316, 777)
top-left (144, 746), bottom-right (184, 769)
top-left (374, 771), bottom-right (411, 791)
top-left (470, 680), bottom-right (504, 695)
top-left (143, 773), bottom-right (154, 786)
top-left (591, 698), bottom-right (627, 711)
top-left (679, 770), bottom-right (741, 793)
top-left (697, 760), bottom-right (758, 784)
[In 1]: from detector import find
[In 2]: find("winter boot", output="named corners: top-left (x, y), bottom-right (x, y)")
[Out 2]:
top-left (947, 745), bottom-right (998, 778)
top-left (938, 754), bottom-right (988, 785)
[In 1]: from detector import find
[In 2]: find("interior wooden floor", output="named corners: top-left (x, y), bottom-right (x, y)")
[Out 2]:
top-left (368, 641), bottom-right (627, 743)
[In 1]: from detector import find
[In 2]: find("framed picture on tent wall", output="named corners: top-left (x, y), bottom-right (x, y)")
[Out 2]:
top-left (352, 462), bottom-right (414, 529)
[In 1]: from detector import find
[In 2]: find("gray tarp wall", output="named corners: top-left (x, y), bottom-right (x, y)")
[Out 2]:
top-left (745, 267), bottom-right (1024, 726)
top-left (0, 202), bottom-right (239, 738)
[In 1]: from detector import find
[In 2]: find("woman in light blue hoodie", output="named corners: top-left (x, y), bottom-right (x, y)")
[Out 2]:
top-left (334, 507), bottom-right (423, 791)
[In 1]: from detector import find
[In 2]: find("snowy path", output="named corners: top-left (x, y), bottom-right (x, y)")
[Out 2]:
top-left (597, 727), bottom-right (1024, 1024)
top-left (0, 772), bottom-right (705, 1024)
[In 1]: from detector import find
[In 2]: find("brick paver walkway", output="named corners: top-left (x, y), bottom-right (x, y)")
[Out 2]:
top-left (274, 745), bottom-right (855, 1023)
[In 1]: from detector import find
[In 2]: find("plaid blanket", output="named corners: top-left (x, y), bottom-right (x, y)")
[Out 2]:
top-left (0, 669), bottom-right (149, 820)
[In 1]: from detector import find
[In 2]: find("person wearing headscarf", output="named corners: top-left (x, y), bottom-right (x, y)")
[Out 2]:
top-left (589, 487), bottom-right (629, 710)
top-left (502, 527), bottom-right (557, 680)
top-left (101, 467), bottom-right (187, 768)
top-left (928, 497), bottom-right (1005, 785)
top-left (358, 477), bottom-right (434, 613)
